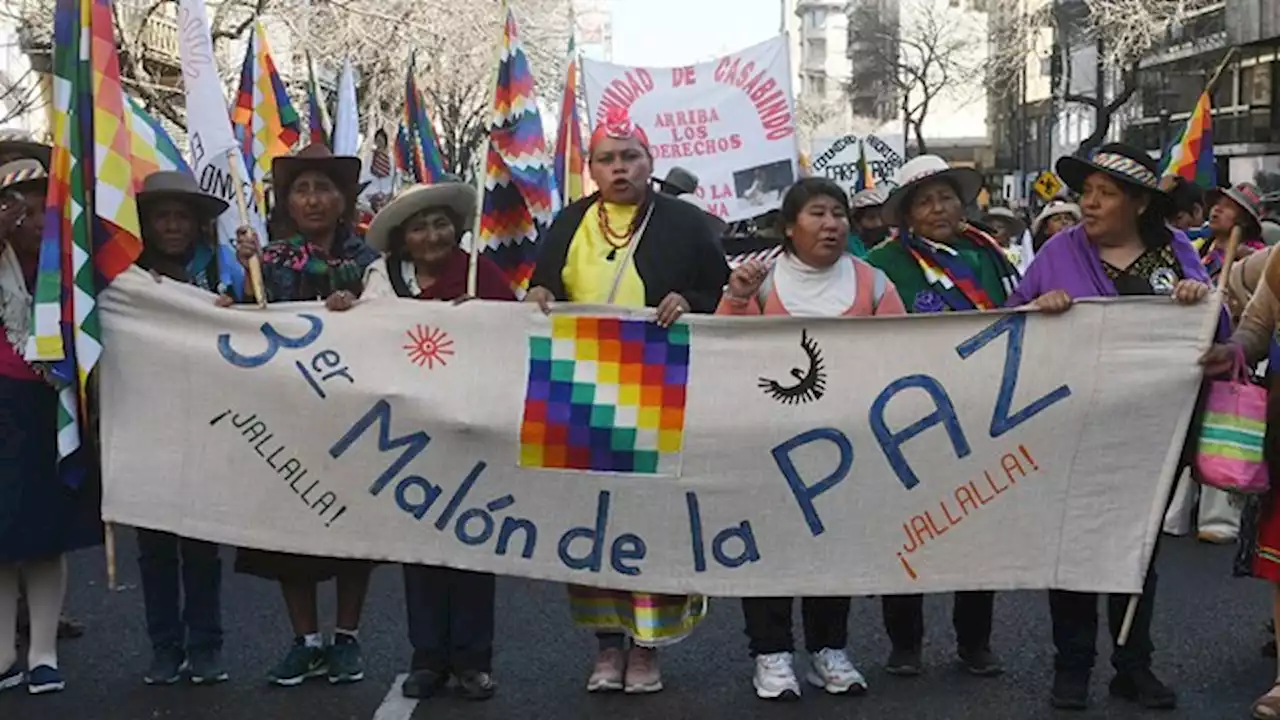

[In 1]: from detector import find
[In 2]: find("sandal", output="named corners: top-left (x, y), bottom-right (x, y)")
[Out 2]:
top-left (1253, 684), bottom-right (1280, 719)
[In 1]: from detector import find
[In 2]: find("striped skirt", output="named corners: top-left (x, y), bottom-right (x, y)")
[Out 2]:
top-left (568, 585), bottom-right (707, 647)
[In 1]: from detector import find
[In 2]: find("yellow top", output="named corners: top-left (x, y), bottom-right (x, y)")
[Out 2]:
top-left (561, 201), bottom-right (647, 308)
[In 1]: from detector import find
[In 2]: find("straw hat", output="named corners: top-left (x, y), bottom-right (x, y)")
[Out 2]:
top-left (881, 155), bottom-right (983, 222)
top-left (137, 170), bottom-right (228, 220)
top-left (1031, 200), bottom-right (1082, 237)
top-left (365, 181), bottom-right (478, 253)
top-left (851, 187), bottom-right (888, 212)
top-left (983, 205), bottom-right (1025, 234)
top-left (1056, 143), bottom-right (1172, 215)
top-left (0, 158), bottom-right (48, 194)
top-left (271, 143), bottom-right (362, 206)
top-left (1206, 182), bottom-right (1264, 228)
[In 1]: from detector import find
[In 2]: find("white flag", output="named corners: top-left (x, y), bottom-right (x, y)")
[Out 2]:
top-left (176, 0), bottom-right (267, 247)
top-left (332, 58), bottom-right (359, 157)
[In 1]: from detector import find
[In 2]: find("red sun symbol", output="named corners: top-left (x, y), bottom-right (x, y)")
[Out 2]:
top-left (403, 325), bottom-right (455, 369)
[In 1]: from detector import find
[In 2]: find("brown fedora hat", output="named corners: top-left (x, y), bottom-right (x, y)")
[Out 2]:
top-left (0, 130), bottom-right (51, 168)
top-left (137, 170), bottom-right (228, 220)
top-left (271, 143), bottom-right (362, 206)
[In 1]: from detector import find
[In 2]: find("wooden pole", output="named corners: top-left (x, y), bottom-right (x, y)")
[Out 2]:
top-left (1120, 225), bottom-right (1242, 646)
top-left (467, 0), bottom-right (510, 298)
top-left (104, 523), bottom-right (118, 590)
top-left (226, 150), bottom-right (267, 308)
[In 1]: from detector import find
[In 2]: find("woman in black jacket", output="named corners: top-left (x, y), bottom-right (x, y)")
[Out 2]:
top-left (523, 108), bottom-right (728, 695)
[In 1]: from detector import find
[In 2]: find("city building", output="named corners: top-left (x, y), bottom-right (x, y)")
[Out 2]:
top-left (1121, 0), bottom-right (1280, 187)
top-left (574, 0), bottom-right (613, 62)
top-left (784, 0), bottom-right (853, 134)
top-left (845, 0), bottom-right (899, 126)
top-left (988, 0), bottom-right (1056, 204)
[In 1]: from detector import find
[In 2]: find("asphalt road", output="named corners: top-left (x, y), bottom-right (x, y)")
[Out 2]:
top-left (0, 532), bottom-right (1270, 720)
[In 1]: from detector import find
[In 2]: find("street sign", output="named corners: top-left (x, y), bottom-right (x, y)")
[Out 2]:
top-left (1033, 171), bottom-right (1064, 201)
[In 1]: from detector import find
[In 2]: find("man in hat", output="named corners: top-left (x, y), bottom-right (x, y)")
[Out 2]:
top-left (849, 187), bottom-right (889, 256)
top-left (137, 171), bottom-right (243, 298)
top-left (656, 167), bottom-right (698, 197)
top-left (132, 172), bottom-right (238, 686)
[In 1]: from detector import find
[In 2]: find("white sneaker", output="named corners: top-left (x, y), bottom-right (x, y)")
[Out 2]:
top-left (753, 652), bottom-right (800, 700)
top-left (807, 648), bottom-right (868, 695)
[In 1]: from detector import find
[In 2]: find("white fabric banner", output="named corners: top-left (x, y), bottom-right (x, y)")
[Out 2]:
top-left (811, 133), bottom-right (907, 196)
top-left (582, 36), bottom-right (799, 223)
top-left (175, 0), bottom-right (267, 246)
top-left (98, 269), bottom-right (1216, 596)
top-left (332, 58), bottom-right (359, 157)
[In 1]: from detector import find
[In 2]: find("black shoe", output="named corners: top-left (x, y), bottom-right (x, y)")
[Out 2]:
top-left (1050, 670), bottom-right (1090, 710)
top-left (885, 647), bottom-right (922, 676)
top-left (187, 647), bottom-right (229, 685)
top-left (402, 669), bottom-right (449, 699)
top-left (455, 670), bottom-right (496, 701)
top-left (144, 646), bottom-right (186, 686)
top-left (1109, 668), bottom-right (1177, 710)
top-left (958, 647), bottom-right (1004, 677)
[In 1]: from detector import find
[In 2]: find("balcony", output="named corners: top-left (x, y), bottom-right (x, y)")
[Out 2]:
top-left (16, 4), bottom-right (182, 91)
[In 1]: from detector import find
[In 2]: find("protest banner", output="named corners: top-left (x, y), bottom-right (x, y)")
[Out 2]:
top-left (98, 269), bottom-right (1216, 597)
top-left (811, 133), bottom-right (907, 197)
top-left (582, 36), bottom-right (799, 223)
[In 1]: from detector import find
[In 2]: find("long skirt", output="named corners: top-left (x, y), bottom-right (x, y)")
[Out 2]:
top-left (0, 375), bottom-right (102, 564)
top-left (568, 585), bottom-right (706, 648)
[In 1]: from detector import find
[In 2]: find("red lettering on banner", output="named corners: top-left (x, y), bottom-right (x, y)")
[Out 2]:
top-left (595, 69), bottom-right (656, 124)
top-left (891, 446), bottom-right (1045, 580)
top-left (712, 57), bottom-right (795, 141)
top-left (672, 66), bottom-right (696, 87)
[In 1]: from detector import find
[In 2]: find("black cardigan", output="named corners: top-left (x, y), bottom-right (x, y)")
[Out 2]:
top-left (529, 192), bottom-right (730, 314)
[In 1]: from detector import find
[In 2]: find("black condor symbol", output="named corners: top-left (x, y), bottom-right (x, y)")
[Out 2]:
top-left (758, 329), bottom-right (826, 405)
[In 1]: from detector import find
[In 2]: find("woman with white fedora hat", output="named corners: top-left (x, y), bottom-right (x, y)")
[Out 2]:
top-left (361, 178), bottom-right (514, 304)
top-left (866, 154), bottom-right (1019, 680)
top-left (1031, 200), bottom-right (1082, 252)
top-left (351, 178), bottom-right (514, 702)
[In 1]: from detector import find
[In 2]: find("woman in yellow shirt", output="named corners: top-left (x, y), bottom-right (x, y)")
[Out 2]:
top-left (525, 109), bottom-right (729, 694)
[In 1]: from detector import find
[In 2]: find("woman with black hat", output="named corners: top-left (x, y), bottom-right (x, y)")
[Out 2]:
top-left (1009, 142), bottom-right (1212, 711)
top-left (230, 144), bottom-right (379, 688)
top-left (0, 160), bottom-right (103, 696)
top-left (866, 154), bottom-right (1020, 680)
top-left (133, 170), bottom-right (238, 687)
top-left (1201, 182), bottom-right (1268, 279)
top-left (357, 179), bottom-right (514, 701)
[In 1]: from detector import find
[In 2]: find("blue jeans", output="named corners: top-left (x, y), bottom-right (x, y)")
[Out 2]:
top-left (136, 529), bottom-right (223, 652)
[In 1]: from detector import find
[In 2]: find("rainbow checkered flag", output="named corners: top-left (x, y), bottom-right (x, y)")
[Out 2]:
top-left (232, 22), bottom-right (300, 193)
top-left (553, 34), bottom-right (585, 206)
top-left (30, 0), bottom-right (144, 483)
top-left (477, 5), bottom-right (559, 291)
top-left (394, 52), bottom-right (447, 183)
top-left (127, 95), bottom-right (191, 177)
top-left (1159, 92), bottom-right (1216, 189)
top-left (304, 52), bottom-right (331, 148)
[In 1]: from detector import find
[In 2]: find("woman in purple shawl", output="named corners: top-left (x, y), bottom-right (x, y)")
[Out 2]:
top-left (1008, 143), bottom-right (1210, 713)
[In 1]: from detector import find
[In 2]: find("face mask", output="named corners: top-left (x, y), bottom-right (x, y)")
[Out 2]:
top-left (861, 226), bottom-right (890, 248)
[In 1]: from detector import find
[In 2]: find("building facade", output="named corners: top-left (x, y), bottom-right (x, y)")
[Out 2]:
top-left (574, 0), bottom-right (614, 62)
top-left (1121, 0), bottom-right (1280, 188)
top-left (845, 0), bottom-right (900, 125)
top-left (785, 0), bottom-right (854, 134)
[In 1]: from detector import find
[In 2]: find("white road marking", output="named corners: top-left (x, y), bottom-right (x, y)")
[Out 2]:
top-left (373, 674), bottom-right (419, 720)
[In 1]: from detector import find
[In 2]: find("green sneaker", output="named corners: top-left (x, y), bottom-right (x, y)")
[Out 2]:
top-left (326, 634), bottom-right (365, 685)
top-left (268, 638), bottom-right (327, 687)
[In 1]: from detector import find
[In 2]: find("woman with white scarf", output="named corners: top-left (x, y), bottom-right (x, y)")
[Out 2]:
top-left (718, 177), bottom-right (905, 700)
top-left (0, 160), bottom-right (103, 696)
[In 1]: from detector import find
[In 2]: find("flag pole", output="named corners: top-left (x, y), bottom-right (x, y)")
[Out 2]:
top-left (227, 150), bottom-right (268, 307)
top-left (468, 0), bottom-right (509, 298)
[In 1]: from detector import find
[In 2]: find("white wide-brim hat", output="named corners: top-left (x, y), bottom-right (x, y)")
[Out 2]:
top-left (365, 182), bottom-right (478, 253)
top-left (881, 155), bottom-right (983, 223)
top-left (1031, 200), bottom-right (1082, 237)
